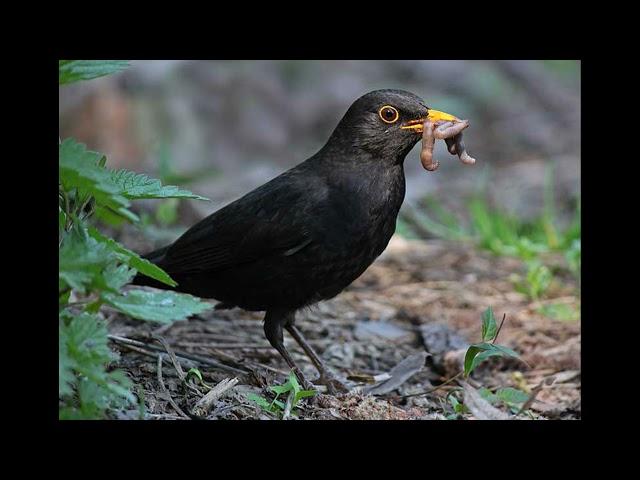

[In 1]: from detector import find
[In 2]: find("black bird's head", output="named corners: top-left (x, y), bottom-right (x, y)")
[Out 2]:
top-left (327, 89), bottom-right (457, 162)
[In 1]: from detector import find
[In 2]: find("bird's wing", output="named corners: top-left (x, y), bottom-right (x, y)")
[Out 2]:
top-left (157, 171), bottom-right (323, 275)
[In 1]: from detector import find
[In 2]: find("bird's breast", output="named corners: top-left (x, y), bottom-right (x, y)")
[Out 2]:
top-left (320, 164), bottom-right (405, 259)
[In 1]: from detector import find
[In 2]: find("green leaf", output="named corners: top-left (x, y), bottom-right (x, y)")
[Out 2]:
top-left (496, 387), bottom-right (529, 406)
top-left (537, 302), bottom-right (580, 322)
top-left (481, 306), bottom-right (497, 342)
top-left (478, 387), bottom-right (498, 404)
top-left (293, 389), bottom-right (316, 404)
top-left (59, 289), bottom-right (71, 309)
top-left (59, 208), bottom-right (67, 233)
top-left (565, 239), bottom-right (581, 276)
top-left (247, 393), bottom-right (285, 414)
top-left (59, 327), bottom-right (75, 397)
top-left (101, 289), bottom-right (212, 323)
top-left (269, 383), bottom-right (293, 395)
top-left (88, 226), bottom-right (177, 287)
top-left (59, 139), bottom-right (138, 222)
top-left (155, 198), bottom-right (180, 226)
top-left (463, 342), bottom-right (521, 376)
top-left (58, 224), bottom-right (134, 294)
top-left (447, 394), bottom-right (467, 413)
top-left (59, 228), bottom-right (117, 293)
top-left (288, 371), bottom-right (301, 394)
top-left (109, 169), bottom-right (209, 201)
top-left (102, 263), bottom-right (136, 292)
top-left (525, 260), bottom-right (552, 300)
top-left (247, 393), bottom-right (272, 410)
top-left (59, 60), bottom-right (130, 85)
top-left (59, 311), bottom-right (135, 418)
top-left (186, 368), bottom-right (203, 383)
top-left (94, 205), bottom-right (126, 227)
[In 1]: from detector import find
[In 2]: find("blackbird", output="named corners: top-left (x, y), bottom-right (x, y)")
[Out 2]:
top-left (133, 89), bottom-right (459, 393)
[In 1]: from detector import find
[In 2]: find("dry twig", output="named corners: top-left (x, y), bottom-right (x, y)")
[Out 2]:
top-left (192, 377), bottom-right (239, 417)
top-left (156, 354), bottom-right (190, 420)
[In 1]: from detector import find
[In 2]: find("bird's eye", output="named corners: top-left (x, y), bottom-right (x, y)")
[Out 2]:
top-left (379, 105), bottom-right (399, 124)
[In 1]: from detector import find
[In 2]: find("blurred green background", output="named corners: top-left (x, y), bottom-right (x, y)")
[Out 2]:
top-left (58, 60), bottom-right (580, 233)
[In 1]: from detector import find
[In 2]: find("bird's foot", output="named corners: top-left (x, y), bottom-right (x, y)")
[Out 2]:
top-left (289, 367), bottom-right (316, 392)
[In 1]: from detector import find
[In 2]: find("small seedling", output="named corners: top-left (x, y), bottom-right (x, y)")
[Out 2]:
top-left (445, 391), bottom-right (468, 419)
top-left (185, 367), bottom-right (212, 390)
top-left (247, 371), bottom-right (316, 418)
top-left (478, 386), bottom-right (530, 414)
top-left (537, 302), bottom-right (580, 321)
top-left (404, 173), bottom-right (581, 301)
top-left (513, 260), bottom-right (552, 300)
top-left (463, 307), bottom-right (527, 377)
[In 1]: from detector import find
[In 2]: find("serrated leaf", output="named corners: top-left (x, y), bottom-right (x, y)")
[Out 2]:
top-left (109, 169), bottom-right (209, 201)
top-left (101, 263), bottom-right (136, 292)
top-left (59, 311), bottom-right (135, 417)
top-left (59, 139), bottom-right (138, 222)
top-left (101, 289), bottom-right (212, 323)
top-left (88, 226), bottom-right (177, 287)
top-left (481, 306), bottom-right (497, 342)
top-left (59, 326), bottom-right (75, 397)
top-left (58, 224), bottom-right (134, 294)
top-left (59, 60), bottom-right (130, 85)
top-left (59, 228), bottom-right (117, 293)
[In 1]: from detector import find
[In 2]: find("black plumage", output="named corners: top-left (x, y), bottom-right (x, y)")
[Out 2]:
top-left (134, 89), bottom-right (432, 392)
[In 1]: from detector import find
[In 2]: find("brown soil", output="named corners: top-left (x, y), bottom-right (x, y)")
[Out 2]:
top-left (109, 235), bottom-right (580, 420)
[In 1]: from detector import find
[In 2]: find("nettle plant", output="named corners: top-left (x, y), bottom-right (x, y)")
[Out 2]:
top-left (59, 60), bottom-right (212, 419)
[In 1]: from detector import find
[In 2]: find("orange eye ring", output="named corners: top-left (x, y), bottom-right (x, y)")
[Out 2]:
top-left (379, 105), bottom-right (399, 124)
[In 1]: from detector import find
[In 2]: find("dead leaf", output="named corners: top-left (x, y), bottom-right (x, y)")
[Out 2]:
top-left (364, 352), bottom-right (428, 395)
top-left (461, 381), bottom-right (512, 420)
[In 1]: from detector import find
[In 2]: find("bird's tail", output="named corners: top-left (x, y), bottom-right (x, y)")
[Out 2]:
top-left (131, 245), bottom-right (176, 290)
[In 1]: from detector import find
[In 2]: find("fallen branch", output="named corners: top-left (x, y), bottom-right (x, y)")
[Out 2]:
top-left (192, 377), bottom-right (239, 417)
top-left (108, 334), bottom-right (249, 375)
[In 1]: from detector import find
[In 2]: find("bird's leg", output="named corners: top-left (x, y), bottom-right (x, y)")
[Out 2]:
top-left (285, 322), bottom-right (350, 395)
top-left (263, 309), bottom-right (314, 391)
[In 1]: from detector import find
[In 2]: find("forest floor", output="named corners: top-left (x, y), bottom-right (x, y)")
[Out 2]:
top-left (109, 235), bottom-right (581, 420)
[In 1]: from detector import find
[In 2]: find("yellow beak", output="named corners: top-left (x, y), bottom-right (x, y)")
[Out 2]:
top-left (401, 108), bottom-right (459, 133)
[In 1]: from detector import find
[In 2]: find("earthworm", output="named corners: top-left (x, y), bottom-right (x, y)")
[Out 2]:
top-left (453, 134), bottom-right (476, 165)
top-left (435, 119), bottom-right (476, 165)
top-left (420, 118), bottom-right (476, 171)
top-left (420, 120), bottom-right (439, 171)
top-left (444, 137), bottom-right (458, 155)
top-left (433, 120), bottom-right (469, 140)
